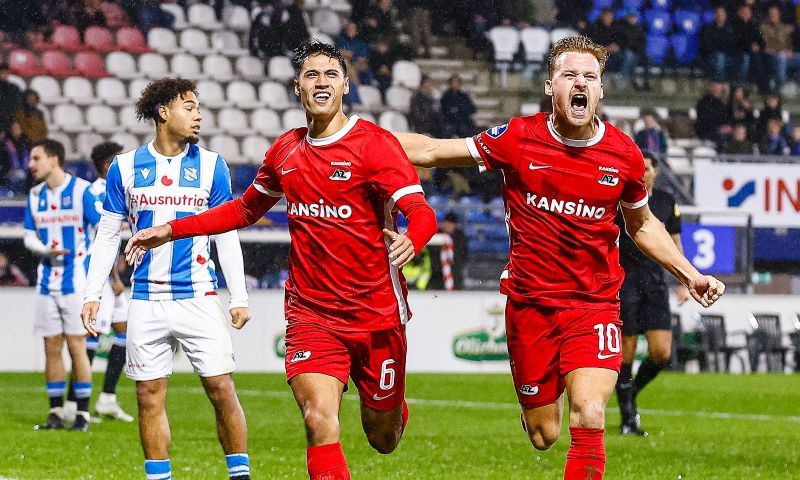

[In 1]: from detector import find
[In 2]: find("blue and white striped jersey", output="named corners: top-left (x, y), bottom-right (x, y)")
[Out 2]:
top-left (25, 174), bottom-right (101, 295)
top-left (103, 141), bottom-right (234, 300)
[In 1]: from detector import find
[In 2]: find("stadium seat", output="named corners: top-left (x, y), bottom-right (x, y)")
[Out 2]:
top-left (84, 26), bottom-right (116, 53)
top-left (202, 54), bottom-right (235, 82)
top-left (587, 8), bottom-right (603, 24)
top-left (242, 135), bottom-right (271, 163)
top-left (196, 79), bottom-right (231, 109)
top-left (42, 51), bottom-right (79, 78)
top-left (188, 3), bottom-right (223, 30)
top-left (695, 314), bottom-right (744, 372)
top-left (392, 61), bottom-right (422, 89)
top-left (267, 56), bottom-right (294, 82)
top-left (671, 33), bottom-right (698, 66)
top-left (651, 0), bottom-right (672, 10)
top-left (226, 80), bottom-right (265, 110)
top-left (170, 53), bottom-right (206, 80)
top-left (223, 5), bottom-right (251, 33)
top-left (593, 0), bottom-right (616, 10)
top-left (51, 25), bottom-right (88, 53)
top-left (148, 27), bottom-right (182, 55)
top-left (119, 105), bottom-right (153, 135)
top-left (29, 76), bottom-right (65, 105)
top-left (355, 85), bottom-right (383, 111)
top-left (702, 9), bottom-right (715, 24)
top-left (139, 52), bottom-right (170, 79)
top-left (85, 104), bottom-right (121, 135)
top-left (128, 78), bottom-right (151, 102)
top-left (100, 1), bottom-right (129, 30)
top-left (645, 10), bottom-right (672, 35)
top-left (109, 132), bottom-right (139, 151)
top-left (235, 55), bottom-right (265, 82)
top-left (622, 0), bottom-right (645, 9)
top-left (8, 49), bottom-right (45, 77)
top-left (210, 134), bottom-right (243, 164)
top-left (74, 52), bottom-right (110, 79)
top-left (354, 112), bottom-right (376, 123)
top-left (116, 27), bottom-right (151, 54)
top-left (63, 77), bottom-right (100, 105)
top-left (197, 110), bottom-right (223, 136)
top-left (646, 35), bottom-right (669, 65)
top-left (745, 314), bottom-right (790, 373)
top-left (250, 108), bottom-right (284, 138)
top-left (488, 26), bottom-right (521, 64)
top-left (6, 74), bottom-right (25, 91)
top-left (311, 9), bottom-right (342, 36)
top-left (313, 32), bottom-right (335, 45)
top-left (96, 77), bottom-right (131, 107)
top-left (105, 51), bottom-right (141, 80)
top-left (384, 86), bottom-right (411, 113)
top-left (550, 28), bottom-right (578, 44)
top-left (180, 28), bottom-right (213, 56)
top-left (161, 3), bottom-right (188, 30)
top-left (258, 81), bottom-right (291, 110)
top-left (378, 111), bottom-right (409, 131)
top-left (75, 132), bottom-right (105, 159)
top-left (218, 108), bottom-right (255, 136)
top-left (520, 27), bottom-right (550, 64)
top-left (231, 164), bottom-right (258, 193)
top-left (49, 131), bottom-right (76, 158)
top-left (674, 10), bottom-right (701, 35)
top-left (211, 31), bottom-right (248, 56)
top-left (52, 103), bottom-right (90, 133)
top-left (282, 108), bottom-right (307, 129)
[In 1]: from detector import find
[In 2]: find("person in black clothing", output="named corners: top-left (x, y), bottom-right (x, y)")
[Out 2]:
top-left (428, 211), bottom-right (469, 290)
top-left (408, 75), bottom-right (441, 136)
top-left (756, 93), bottom-right (783, 141)
top-left (694, 81), bottom-right (732, 145)
top-left (555, 0), bottom-right (592, 30)
top-left (249, 1), bottom-right (282, 59)
top-left (278, 0), bottom-right (310, 54)
top-left (615, 149), bottom-right (689, 436)
top-left (440, 73), bottom-right (476, 138)
top-left (731, 4), bottom-right (766, 89)
top-left (367, 39), bottom-right (397, 95)
top-left (699, 6), bottom-right (736, 82)
top-left (0, 62), bottom-right (22, 135)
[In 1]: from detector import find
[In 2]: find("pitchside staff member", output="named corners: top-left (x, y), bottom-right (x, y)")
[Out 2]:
top-left (615, 149), bottom-right (690, 436)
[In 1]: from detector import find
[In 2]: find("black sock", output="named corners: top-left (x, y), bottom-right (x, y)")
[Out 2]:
top-left (77, 397), bottom-right (90, 413)
top-left (103, 345), bottom-right (126, 394)
top-left (633, 357), bottom-right (666, 394)
top-left (618, 362), bottom-right (633, 386)
top-left (87, 348), bottom-right (96, 364)
top-left (66, 382), bottom-right (77, 403)
top-left (49, 396), bottom-right (64, 409)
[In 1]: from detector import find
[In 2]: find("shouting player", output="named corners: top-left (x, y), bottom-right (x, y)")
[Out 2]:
top-left (393, 36), bottom-right (725, 479)
top-left (25, 139), bottom-right (99, 432)
top-left (81, 78), bottom-right (253, 480)
top-left (124, 41), bottom-right (438, 480)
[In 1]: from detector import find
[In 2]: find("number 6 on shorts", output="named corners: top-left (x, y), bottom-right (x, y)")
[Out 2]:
top-left (379, 359), bottom-right (395, 391)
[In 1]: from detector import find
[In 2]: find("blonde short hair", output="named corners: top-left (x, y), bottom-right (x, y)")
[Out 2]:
top-left (547, 35), bottom-right (608, 78)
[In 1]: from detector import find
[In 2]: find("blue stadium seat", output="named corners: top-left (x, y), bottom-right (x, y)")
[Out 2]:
top-left (588, 7), bottom-right (603, 24)
top-left (646, 34), bottom-right (669, 65)
top-left (66, 161), bottom-right (95, 181)
top-left (671, 33), bottom-right (698, 66)
top-left (702, 9), bottom-right (715, 24)
top-left (426, 195), bottom-right (449, 208)
top-left (622, 0), bottom-right (645, 10)
top-left (231, 165), bottom-right (257, 194)
top-left (674, 10), bottom-right (701, 35)
top-left (650, 0), bottom-right (671, 11)
top-left (676, 0), bottom-right (711, 12)
top-left (645, 10), bottom-right (672, 35)
top-left (592, 0), bottom-right (616, 10)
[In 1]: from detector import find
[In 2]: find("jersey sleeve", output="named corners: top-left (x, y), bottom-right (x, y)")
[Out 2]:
top-left (665, 199), bottom-right (682, 234)
top-left (24, 194), bottom-right (35, 231)
top-left (252, 139), bottom-right (285, 198)
top-left (365, 132), bottom-right (423, 205)
top-left (465, 118), bottom-right (523, 171)
top-left (82, 186), bottom-right (101, 226)
top-left (209, 155), bottom-right (234, 207)
top-left (103, 158), bottom-right (127, 218)
top-left (619, 146), bottom-right (648, 209)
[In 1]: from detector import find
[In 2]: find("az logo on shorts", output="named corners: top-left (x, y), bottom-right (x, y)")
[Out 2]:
top-left (519, 384), bottom-right (539, 396)
top-left (290, 350), bottom-right (312, 363)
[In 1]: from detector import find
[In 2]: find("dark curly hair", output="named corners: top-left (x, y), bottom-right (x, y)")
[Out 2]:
top-left (134, 77), bottom-right (198, 124)
top-left (292, 40), bottom-right (347, 78)
top-left (90, 141), bottom-right (124, 174)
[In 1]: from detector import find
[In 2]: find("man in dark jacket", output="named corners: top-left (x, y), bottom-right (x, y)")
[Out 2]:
top-left (699, 6), bottom-right (736, 81)
top-left (0, 63), bottom-right (22, 135)
top-left (695, 81), bottom-right (732, 144)
top-left (409, 75), bottom-right (441, 136)
top-left (440, 74), bottom-right (476, 138)
top-left (731, 4), bottom-right (766, 88)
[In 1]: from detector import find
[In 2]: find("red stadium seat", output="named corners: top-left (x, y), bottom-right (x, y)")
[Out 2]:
top-left (84, 26), bottom-right (116, 53)
top-left (51, 25), bottom-right (88, 53)
top-left (74, 51), bottom-right (110, 79)
top-left (42, 51), bottom-right (80, 78)
top-left (115, 27), bottom-right (151, 54)
top-left (8, 49), bottom-right (46, 77)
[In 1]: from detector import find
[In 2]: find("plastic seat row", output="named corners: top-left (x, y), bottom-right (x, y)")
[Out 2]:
top-left (8, 49), bottom-right (110, 78)
top-left (147, 27), bottom-right (248, 57)
top-left (161, 3), bottom-right (250, 32)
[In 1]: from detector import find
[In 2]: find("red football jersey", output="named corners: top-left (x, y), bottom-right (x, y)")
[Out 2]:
top-left (466, 113), bottom-right (648, 308)
top-left (253, 115), bottom-right (423, 331)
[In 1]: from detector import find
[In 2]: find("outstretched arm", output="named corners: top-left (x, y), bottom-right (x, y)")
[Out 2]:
top-left (392, 132), bottom-right (479, 168)
top-left (621, 204), bottom-right (725, 307)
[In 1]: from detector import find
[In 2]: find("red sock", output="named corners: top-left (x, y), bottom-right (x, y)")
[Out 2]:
top-left (402, 400), bottom-right (409, 431)
top-left (307, 442), bottom-right (350, 480)
top-left (564, 427), bottom-right (606, 480)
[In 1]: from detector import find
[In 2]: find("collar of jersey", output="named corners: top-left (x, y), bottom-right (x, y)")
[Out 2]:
top-left (146, 140), bottom-right (190, 162)
top-left (46, 173), bottom-right (72, 193)
top-left (306, 114), bottom-right (360, 147)
top-left (546, 114), bottom-right (605, 147)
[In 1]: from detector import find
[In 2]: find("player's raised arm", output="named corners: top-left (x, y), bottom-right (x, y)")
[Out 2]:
top-left (392, 132), bottom-right (479, 168)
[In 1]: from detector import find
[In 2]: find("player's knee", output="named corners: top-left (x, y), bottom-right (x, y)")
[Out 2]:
top-left (302, 406), bottom-right (339, 436)
top-left (365, 425), bottom-right (402, 454)
top-left (203, 378), bottom-right (235, 404)
top-left (570, 402), bottom-right (606, 429)
top-left (650, 349), bottom-right (672, 366)
top-left (136, 384), bottom-right (163, 413)
top-left (528, 424), bottom-right (560, 451)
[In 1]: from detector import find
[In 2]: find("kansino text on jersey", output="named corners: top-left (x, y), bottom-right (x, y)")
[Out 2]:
top-left (287, 200), bottom-right (353, 219)
top-left (129, 193), bottom-right (207, 208)
top-left (526, 193), bottom-right (606, 219)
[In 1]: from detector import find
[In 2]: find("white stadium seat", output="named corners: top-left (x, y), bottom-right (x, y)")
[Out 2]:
top-left (170, 53), bottom-right (206, 80)
top-left (211, 31), bottom-right (248, 57)
top-left (202, 54), bottom-right (235, 82)
top-left (63, 77), bottom-right (100, 105)
top-left (196, 79), bottom-right (231, 109)
top-left (550, 27), bottom-right (578, 44)
top-left (218, 108), bottom-right (256, 136)
top-left (52, 104), bottom-right (90, 133)
top-left (384, 86), bottom-right (412, 113)
top-left (311, 9), bottom-right (342, 36)
top-left (6, 74), bottom-right (25, 91)
top-left (138, 52), bottom-right (169, 79)
top-left (313, 32), bottom-right (334, 45)
top-left (197, 109), bottom-right (223, 136)
top-left (109, 132), bottom-right (140, 151)
top-left (250, 108), bottom-right (284, 138)
top-left (96, 77), bottom-right (130, 107)
top-left (237, 55), bottom-right (266, 81)
top-left (76, 132), bottom-right (104, 158)
top-left (488, 26), bottom-right (520, 63)
top-left (105, 51), bottom-right (141, 79)
top-left (85, 104), bottom-right (121, 135)
top-left (29, 76), bottom-right (65, 105)
top-left (378, 111), bottom-right (409, 131)
top-left (128, 78), bottom-right (151, 101)
top-left (268, 56), bottom-right (294, 82)
top-left (258, 81), bottom-right (291, 110)
top-left (119, 105), bottom-right (153, 135)
top-left (282, 108), bottom-right (307, 129)
top-left (355, 85), bottom-right (382, 111)
top-left (179, 28), bottom-right (213, 56)
top-left (392, 61), bottom-right (421, 89)
top-left (160, 3), bottom-right (188, 30)
top-left (187, 3), bottom-right (222, 30)
top-left (147, 27), bottom-right (182, 55)
top-left (210, 134), bottom-right (243, 164)
top-left (223, 5), bottom-right (250, 33)
top-left (49, 131), bottom-right (76, 158)
top-left (521, 27), bottom-right (550, 63)
top-left (354, 112), bottom-right (376, 123)
top-left (242, 135), bottom-right (271, 162)
top-left (226, 80), bottom-right (265, 110)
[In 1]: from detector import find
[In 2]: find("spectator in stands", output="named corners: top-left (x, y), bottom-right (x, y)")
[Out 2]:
top-left (635, 113), bottom-right (668, 155)
top-left (428, 211), bottom-right (468, 290)
top-left (249, 2), bottom-right (282, 59)
top-left (0, 1), bottom-right (43, 44)
top-left (349, 0), bottom-right (371, 24)
top-left (409, 75), bottom-right (441, 136)
top-left (70, 0), bottom-right (107, 36)
top-left (760, 5), bottom-right (795, 93)
top-left (0, 252), bottom-right (29, 286)
top-left (759, 118), bottom-right (790, 155)
top-left (16, 90), bottom-right (47, 143)
top-left (497, 0), bottom-right (535, 27)
top-left (532, 0), bottom-right (558, 29)
top-left (586, 9), bottom-right (638, 88)
top-left (728, 84), bottom-right (757, 141)
top-left (617, 9), bottom-right (648, 90)
top-left (120, 0), bottom-right (174, 33)
top-left (731, 4), bottom-right (766, 89)
top-left (0, 62), bottom-right (22, 135)
top-left (699, 6), bottom-right (736, 82)
top-left (555, 0), bottom-right (592, 30)
top-left (402, 0), bottom-right (433, 58)
top-left (723, 124), bottom-right (757, 154)
top-left (361, 0), bottom-right (400, 46)
top-left (789, 125), bottom-right (800, 155)
top-left (0, 123), bottom-right (28, 192)
top-left (756, 93), bottom-right (784, 140)
top-left (440, 73), bottom-right (476, 138)
top-left (101, 0), bottom-right (131, 29)
top-left (695, 81), bottom-right (732, 145)
top-left (336, 21), bottom-right (370, 61)
top-left (277, 0), bottom-right (311, 54)
top-left (368, 39), bottom-right (397, 95)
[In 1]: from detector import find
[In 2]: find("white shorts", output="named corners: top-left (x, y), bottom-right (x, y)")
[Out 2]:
top-left (126, 296), bottom-right (235, 381)
top-left (95, 281), bottom-right (129, 335)
top-left (34, 293), bottom-right (86, 337)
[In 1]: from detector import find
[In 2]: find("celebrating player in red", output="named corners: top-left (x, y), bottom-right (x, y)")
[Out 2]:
top-left (124, 41), bottom-right (437, 479)
top-left (394, 36), bottom-right (725, 479)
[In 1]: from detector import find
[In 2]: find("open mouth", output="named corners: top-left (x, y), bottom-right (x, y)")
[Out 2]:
top-left (570, 93), bottom-right (588, 115)
top-left (313, 91), bottom-right (331, 104)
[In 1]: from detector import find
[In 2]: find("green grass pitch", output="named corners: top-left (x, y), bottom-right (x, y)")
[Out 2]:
top-left (1, 372), bottom-right (798, 479)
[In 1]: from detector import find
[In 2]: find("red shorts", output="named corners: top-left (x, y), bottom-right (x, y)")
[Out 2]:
top-left (284, 321), bottom-right (407, 411)
top-left (505, 299), bottom-right (622, 408)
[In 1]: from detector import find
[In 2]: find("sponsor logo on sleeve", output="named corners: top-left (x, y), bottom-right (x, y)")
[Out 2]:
top-left (485, 123), bottom-right (509, 139)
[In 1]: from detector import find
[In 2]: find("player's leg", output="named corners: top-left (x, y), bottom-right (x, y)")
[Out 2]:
top-left (521, 399), bottom-right (564, 451)
top-left (65, 334), bottom-right (93, 430)
top-left (96, 318), bottom-right (133, 422)
top-left (200, 373), bottom-right (250, 479)
top-left (38, 334), bottom-right (68, 429)
top-left (136, 377), bottom-right (172, 476)
top-left (615, 278), bottom-right (643, 433)
top-left (632, 281), bottom-right (673, 396)
top-left (352, 325), bottom-right (408, 454)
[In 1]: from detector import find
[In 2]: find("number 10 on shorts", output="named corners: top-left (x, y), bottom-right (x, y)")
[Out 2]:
top-left (593, 323), bottom-right (621, 359)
